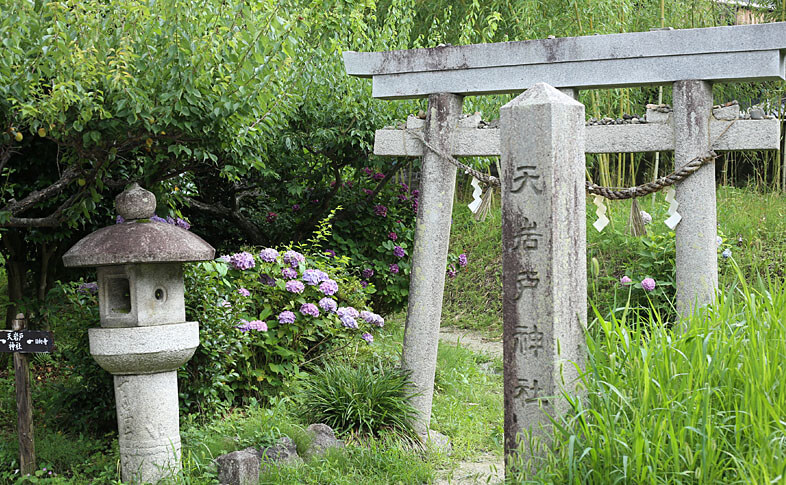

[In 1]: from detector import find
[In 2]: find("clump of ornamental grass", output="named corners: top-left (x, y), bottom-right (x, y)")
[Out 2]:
top-left (297, 361), bottom-right (419, 440)
top-left (512, 268), bottom-right (786, 484)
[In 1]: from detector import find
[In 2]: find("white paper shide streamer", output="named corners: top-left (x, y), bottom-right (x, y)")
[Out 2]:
top-left (592, 195), bottom-right (609, 232)
top-left (468, 177), bottom-right (483, 214)
top-left (664, 186), bottom-right (681, 229)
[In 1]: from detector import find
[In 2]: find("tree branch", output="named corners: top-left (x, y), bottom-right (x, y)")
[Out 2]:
top-left (185, 197), bottom-right (266, 244)
top-left (2, 164), bottom-right (80, 215)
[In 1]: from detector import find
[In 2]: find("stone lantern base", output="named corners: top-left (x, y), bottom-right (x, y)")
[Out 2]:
top-left (89, 322), bottom-right (199, 483)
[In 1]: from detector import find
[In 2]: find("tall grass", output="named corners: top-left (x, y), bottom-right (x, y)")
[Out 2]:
top-left (515, 272), bottom-right (786, 483)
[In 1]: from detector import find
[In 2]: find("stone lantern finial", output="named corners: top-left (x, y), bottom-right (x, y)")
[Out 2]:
top-left (115, 183), bottom-right (156, 221)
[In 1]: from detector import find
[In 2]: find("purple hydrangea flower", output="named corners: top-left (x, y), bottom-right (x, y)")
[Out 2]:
top-left (292, 204), bottom-right (301, 211)
top-left (283, 250), bottom-right (305, 268)
top-left (361, 268), bottom-right (374, 279)
top-left (77, 282), bottom-right (99, 294)
top-left (360, 280), bottom-right (368, 288)
top-left (151, 214), bottom-right (167, 223)
top-left (412, 189), bottom-right (420, 198)
top-left (319, 297), bottom-right (337, 313)
top-left (400, 183), bottom-right (409, 192)
top-left (166, 216), bottom-right (176, 225)
top-left (361, 333), bottom-right (374, 343)
top-left (286, 280), bottom-right (305, 294)
top-left (237, 319), bottom-right (268, 332)
top-left (324, 249), bottom-right (336, 258)
top-left (339, 314), bottom-right (358, 329)
top-left (337, 307), bottom-right (359, 319)
top-left (397, 194), bottom-right (409, 202)
top-left (259, 248), bottom-right (279, 262)
top-left (363, 167), bottom-right (373, 176)
top-left (282, 267), bottom-right (298, 280)
top-left (620, 276), bottom-right (633, 286)
top-left (259, 274), bottom-right (276, 286)
top-left (360, 310), bottom-right (384, 327)
top-left (303, 269), bottom-right (329, 286)
top-left (266, 212), bottom-right (278, 223)
top-left (447, 264), bottom-right (457, 279)
top-left (388, 232), bottom-right (398, 241)
top-left (279, 311), bottom-right (296, 324)
top-left (412, 201), bottom-right (419, 212)
top-left (389, 263), bottom-right (399, 274)
top-left (373, 172), bottom-right (385, 181)
top-left (220, 300), bottom-right (232, 308)
top-left (393, 246), bottom-right (405, 258)
top-left (319, 279), bottom-right (339, 295)
top-left (230, 252), bottom-right (255, 270)
top-left (458, 253), bottom-right (468, 267)
top-left (641, 278), bottom-right (656, 291)
top-left (217, 255), bottom-right (230, 263)
top-left (116, 215), bottom-right (125, 224)
top-left (363, 188), bottom-right (373, 195)
top-left (175, 218), bottom-right (191, 230)
top-left (237, 287), bottom-right (251, 297)
top-left (300, 303), bottom-right (320, 317)
top-left (374, 205), bottom-right (388, 217)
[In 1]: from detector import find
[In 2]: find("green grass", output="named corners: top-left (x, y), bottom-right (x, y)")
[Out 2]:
top-left (443, 185), bottom-right (786, 333)
top-left (517, 273), bottom-right (786, 484)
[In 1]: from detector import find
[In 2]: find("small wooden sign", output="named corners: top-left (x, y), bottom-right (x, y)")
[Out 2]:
top-left (0, 330), bottom-right (53, 353)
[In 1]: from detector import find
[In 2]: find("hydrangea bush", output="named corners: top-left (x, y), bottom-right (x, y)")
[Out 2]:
top-left (183, 245), bottom-right (384, 412)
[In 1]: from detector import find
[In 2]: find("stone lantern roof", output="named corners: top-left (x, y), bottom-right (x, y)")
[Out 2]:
top-left (63, 184), bottom-right (214, 267)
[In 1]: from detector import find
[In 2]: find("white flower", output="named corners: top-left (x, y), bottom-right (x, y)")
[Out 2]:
top-left (640, 210), bottom-right (652, 225)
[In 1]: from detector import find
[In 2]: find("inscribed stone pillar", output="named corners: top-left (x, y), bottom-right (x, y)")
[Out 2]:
top-left (401, 92), bottom-right (463, 434)
top-left (500, 83), bottom-right (587, 468)
top-left (673, 80), bottom-right (717, 317)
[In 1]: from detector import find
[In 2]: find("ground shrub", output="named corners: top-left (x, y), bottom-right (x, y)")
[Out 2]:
top-left (182, 235), bottom-right (386, 415)
top-left (297, 360), bottom-right (418, 439)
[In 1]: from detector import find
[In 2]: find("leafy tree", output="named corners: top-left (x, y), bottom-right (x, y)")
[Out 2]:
top-left (0, 0), bottom-right (311, 324)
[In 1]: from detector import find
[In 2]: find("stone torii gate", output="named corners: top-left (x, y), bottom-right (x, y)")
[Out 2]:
top-left (343, 22), bottom-right (786, 459)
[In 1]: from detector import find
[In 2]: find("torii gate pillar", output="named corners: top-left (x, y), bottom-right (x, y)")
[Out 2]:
top-left (401, 92), bottom-right (463, 435)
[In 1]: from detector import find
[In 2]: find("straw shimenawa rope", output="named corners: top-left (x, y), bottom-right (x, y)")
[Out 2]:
top-left (406, 120), bottom-right (729, 199)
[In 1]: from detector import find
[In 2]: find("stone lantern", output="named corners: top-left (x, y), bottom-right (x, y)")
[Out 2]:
top-left (63, 184), bottom-right (214, 483)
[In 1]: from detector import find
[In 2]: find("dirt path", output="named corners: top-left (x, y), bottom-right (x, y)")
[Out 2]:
top-left (438, 327), bottom-right (502, 359)
top-left (435, 327), bottom-right (504, 484)
top-left (435, 453), bottom-right (504, 485)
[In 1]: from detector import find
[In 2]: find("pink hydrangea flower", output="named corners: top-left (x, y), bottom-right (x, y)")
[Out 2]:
top-left (641, 278), bottom-right (656, 291)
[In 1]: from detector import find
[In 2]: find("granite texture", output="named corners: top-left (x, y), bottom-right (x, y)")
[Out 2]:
top-left (96, 263), bottom-right (187, 327)
top-left (114, 372), bottom-right (182, 483)
top-left (673, 80), bottom-right (718, 317)
top-left (400, 93), bottom-right (463, 434)
top-left (88, 321), bottom-right (199, 375)
top-left (499, 83), bottom-right (587, 469)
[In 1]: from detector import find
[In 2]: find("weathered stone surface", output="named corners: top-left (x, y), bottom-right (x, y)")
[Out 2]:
top-left (500, 83), bottom-right (586, 467)
top-left (646, 108), bottom-right (672, 124)
top-left (673, 80), bottom-right (718, 317)
top-left (115, 183), bottom-right (157, 220)
top-left (749, 107), bottom-right (765, 120)
top-left (62, 220), bottom-right (215, 267)
top-left (419, 429), bottom-right (452, 455)
top-left (96, 263), bottom-right (186, 327)
top-left (260, 436), bottom-right (303, 471)
top-left (114, 371), bottom-right (182, 483)
top-left (346, 23), bottom-right (786, 76)
top-left (89, 321), bottom-right (199, 375)
top-left (345, 23), bottom-right (786, 98)
top-left (375, 118), bottom-right (779, 157)
top-left (216, 449), bottom-right (260, 485)
top-left (401, 93), bottom-right (463, 434)
top-left (712, 104), bottom-right (740, 120)
top-left (304, 424), bottom-right (345, 458)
